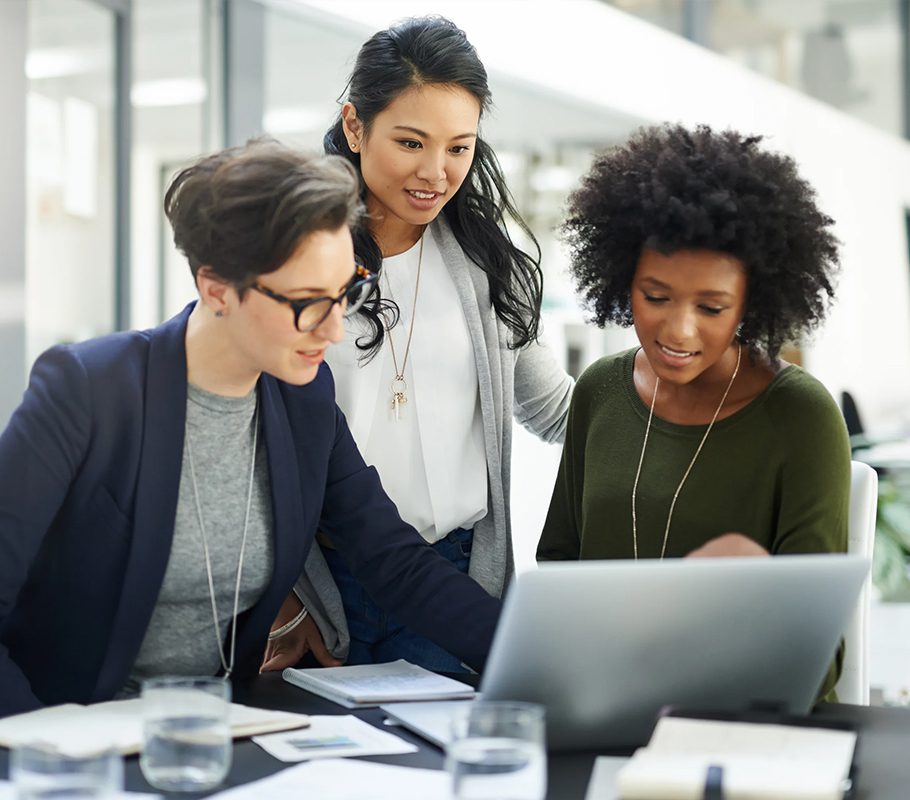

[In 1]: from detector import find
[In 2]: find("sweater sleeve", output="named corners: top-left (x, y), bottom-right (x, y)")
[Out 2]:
top-left (770, 373), bottom-right (851, 557)
top-left (768, 370), bottom-right (851, 703)
top-left (512, 337), bottom-right (574, 445)
top-left (536, 367), bottom-right (591, 561)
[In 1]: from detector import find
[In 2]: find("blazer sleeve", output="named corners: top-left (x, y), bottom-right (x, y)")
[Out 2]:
top-left (512, 337), bottom-right (574, 444)
top-left (0, 346), bottom-right (92, 715)
top-left (317, 405), bottom-right (501, 671)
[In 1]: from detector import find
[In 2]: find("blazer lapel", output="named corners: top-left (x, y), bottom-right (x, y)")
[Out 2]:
top-left (232, 376), bottom-right (311, 672)
top-left (93, 306), bottom-right (192, 700)
top-left (260, 379), bottom-right (309, 602)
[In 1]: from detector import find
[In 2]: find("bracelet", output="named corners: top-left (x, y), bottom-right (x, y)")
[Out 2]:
top-left (268, 606), bottom-right (309, 641)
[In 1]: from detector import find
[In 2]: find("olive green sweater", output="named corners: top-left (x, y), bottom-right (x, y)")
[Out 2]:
top-left (537, 348), bottom-right (851, 699)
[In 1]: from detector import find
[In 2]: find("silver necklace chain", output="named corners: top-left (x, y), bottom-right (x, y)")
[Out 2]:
top-left (185, 395), bottom-right (260, 678)
top-left (631, 344), bottom-right (742, 560)
top-left (385, 235), bottom-right (424, 420)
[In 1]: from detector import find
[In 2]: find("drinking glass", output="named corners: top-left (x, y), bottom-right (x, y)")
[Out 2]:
top-left (11, 743), bottom-right (123, 799)
top-left (445, 701), bottom-right (546, 800)
top-left (140, 676), bottom-right (232, 792)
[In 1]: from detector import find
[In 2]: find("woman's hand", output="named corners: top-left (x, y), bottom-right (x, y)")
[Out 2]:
top-left (260, 593), bottom-right (343, 672)
top-left (685, 532), bottom-right (769, 559)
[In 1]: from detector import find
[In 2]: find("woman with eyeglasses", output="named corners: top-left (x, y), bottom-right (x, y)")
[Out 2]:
top-left (261, 16), bottom-right (573, 674)
top-left (0, 138), bottom-right (500, 717)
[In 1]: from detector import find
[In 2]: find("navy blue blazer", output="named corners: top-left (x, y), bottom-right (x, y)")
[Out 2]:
top-left (0, 305), bottom-right (500, 717)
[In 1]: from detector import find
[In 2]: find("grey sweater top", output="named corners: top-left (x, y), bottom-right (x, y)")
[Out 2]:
top-left (123, 383), bottom-right (274, 692)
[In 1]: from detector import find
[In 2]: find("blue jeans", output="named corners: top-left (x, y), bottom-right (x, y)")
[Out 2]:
top-left (322, 528), bottom-right (473, 673)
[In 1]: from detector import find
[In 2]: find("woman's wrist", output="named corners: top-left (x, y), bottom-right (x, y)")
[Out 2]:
top-left (268, 606), bottom-right (308, 641)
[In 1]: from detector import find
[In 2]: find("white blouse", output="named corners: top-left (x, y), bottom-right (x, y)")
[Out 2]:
top-left (325, 234), bottom-right (487, 544)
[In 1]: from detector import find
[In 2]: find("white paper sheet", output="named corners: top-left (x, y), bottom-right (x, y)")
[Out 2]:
top-left (584, 756), bottom-right (630, 800)
top-left (0, 781), bottom-right (159, 800)
top-left (208, 759), bottom-right (448, 799)
top-left (253, 715), bottom-right (417, 761)
top-left (380, 699), bottom-right (476, 748)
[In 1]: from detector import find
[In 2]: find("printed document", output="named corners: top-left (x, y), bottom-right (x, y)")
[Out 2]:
top-left (253, 714), bottom-right (417, 761)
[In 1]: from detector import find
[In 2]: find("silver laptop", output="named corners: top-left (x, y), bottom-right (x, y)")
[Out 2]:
top-left (479, 554), bottom-right (869, 750)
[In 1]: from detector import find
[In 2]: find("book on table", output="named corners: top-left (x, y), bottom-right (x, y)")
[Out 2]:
top-left (0, 699), bottom-right (310, 757)
top-left (282, 659), bottom-right (476, 708)
top-left (616, 715), bottom-right (857, 800)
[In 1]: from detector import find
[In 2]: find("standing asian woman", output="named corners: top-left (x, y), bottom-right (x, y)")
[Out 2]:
top-left (263, 16), bottom-right (572, 673)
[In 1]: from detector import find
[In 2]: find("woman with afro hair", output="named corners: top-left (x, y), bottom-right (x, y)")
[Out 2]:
top-left (537, 125), bottom-right (850, 696)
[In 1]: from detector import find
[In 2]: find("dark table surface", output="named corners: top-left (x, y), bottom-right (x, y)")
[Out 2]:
top-left (3, 675), bottom-right (910, 798)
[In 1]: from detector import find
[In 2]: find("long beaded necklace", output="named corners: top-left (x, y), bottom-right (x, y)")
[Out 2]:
top-left (631, 344), bottom-right (742, 560)
top-left (185, 396), bottom-right (259, 678)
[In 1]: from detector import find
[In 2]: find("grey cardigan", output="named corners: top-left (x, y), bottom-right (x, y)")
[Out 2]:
top-left (295, 217), bottom-right (574, 658)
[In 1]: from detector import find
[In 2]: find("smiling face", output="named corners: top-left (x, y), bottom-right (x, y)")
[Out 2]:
top-left (215, 226), bottom-right (356, 387)
top-left (630, 247), bottom-right (748, 388)
top-left (343, 83), bottom-right (481, 252)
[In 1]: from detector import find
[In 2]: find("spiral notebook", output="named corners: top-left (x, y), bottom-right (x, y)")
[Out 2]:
top-left (282, 659), bottom-right (475, 708)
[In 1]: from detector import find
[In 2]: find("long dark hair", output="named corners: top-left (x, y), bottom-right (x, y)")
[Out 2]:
top-left (324, 16), bottom-right (543, 357)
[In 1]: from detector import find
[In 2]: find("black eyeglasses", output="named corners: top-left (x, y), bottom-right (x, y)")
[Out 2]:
top-left (251, 263), bottom-right (378, 333)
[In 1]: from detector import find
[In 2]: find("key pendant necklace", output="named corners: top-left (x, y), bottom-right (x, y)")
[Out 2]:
top-left (385, 235), bottom-right (424, 421)
top-left (390, 375), bottom-right (408, 420)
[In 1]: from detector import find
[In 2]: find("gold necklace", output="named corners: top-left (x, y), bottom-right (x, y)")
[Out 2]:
top-left (384, 235), bottom-right (423, 421)
top-left (631, 343), bottom-right (742, 560)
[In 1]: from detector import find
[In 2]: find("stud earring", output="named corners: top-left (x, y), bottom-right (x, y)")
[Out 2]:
top-left (215, 310), bottom-right (224, 318)
top-left (348, 141), bottom-right (358, 152)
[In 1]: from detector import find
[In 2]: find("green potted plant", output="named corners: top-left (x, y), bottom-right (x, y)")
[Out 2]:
top-left (872, 471), bottom-right (910, 601)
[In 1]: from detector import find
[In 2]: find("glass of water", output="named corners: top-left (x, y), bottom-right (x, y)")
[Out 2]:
top-left (11, 743), bottom-right (123, 799)
top-left (446, 701), bottom-right (546, 800)
top-left (140, 675), bottom-right (232, 792)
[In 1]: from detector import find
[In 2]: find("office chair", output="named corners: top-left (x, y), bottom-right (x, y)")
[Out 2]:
top-left (840, 391), bottom-right (866, 444)
top-left (833, 461), bottom-right (878, 705)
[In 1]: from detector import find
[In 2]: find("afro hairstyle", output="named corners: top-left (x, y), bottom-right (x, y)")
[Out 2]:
top-left (562, 123), bottom-right (839, 360)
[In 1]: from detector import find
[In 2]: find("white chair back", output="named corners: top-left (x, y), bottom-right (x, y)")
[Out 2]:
top-left (834, 461), bottom-right (878, 704)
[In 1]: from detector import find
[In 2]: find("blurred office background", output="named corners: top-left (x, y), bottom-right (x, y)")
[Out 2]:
top-left (3, 0), bottom-right (910, 696)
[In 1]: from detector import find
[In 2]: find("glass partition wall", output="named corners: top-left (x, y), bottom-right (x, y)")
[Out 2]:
top-left (26, 0), bottom-right (118, 365)
top-left (131, 0), bottom-right (214, 325)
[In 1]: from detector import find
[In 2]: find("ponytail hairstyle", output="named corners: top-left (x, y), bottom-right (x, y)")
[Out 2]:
top-left (324, 15), bottom-right (543, 358)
